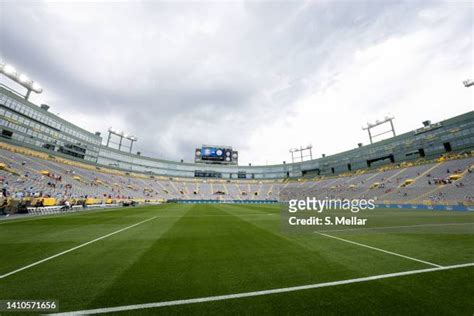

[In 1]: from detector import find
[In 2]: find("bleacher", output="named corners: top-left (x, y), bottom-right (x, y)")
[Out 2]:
top-left (0, 144), bottom-right (473, 215)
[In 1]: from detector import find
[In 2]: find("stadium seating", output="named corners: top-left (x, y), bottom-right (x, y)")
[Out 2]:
top-left (0, 145), bottom-right (473, 214)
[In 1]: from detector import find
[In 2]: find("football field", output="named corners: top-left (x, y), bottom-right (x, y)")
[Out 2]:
top-left (1, 204), bottom-right (473, 315)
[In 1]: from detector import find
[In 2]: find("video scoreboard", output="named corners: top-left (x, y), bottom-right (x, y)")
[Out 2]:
top-left (195, 145), bottom-right (238, 165)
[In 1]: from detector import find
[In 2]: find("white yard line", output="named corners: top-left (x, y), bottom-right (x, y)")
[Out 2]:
top-left (317, 232), bottom-right (442, 267)
top-left (0, 216), bottom-right (157, 279)
top-left (50, 262), bottom-right (474, 315)
top-left (316, 222), bottom-right (474, 233)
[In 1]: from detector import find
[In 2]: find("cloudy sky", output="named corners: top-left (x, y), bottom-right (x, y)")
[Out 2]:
top-left (0, 0), bottom-right (472, 165)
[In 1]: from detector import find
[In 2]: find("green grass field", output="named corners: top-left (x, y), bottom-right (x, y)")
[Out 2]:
top-left (1, 204), bottom-right (473, 315)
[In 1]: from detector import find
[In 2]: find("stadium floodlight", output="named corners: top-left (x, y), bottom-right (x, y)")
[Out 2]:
top-left (362, 116), bottom-right (396, 144)
top-left (32, 82), bottom-right (42, 91)
top-left (107, 127), bottom-right (138, 153)
top-left (3, 64), bottom-right (16, 75)
top-left (289, 145), bottom-right (313, 163)
top-left (0, 61), bottom-right (43, 99)
top-left (19, 74), bottom-right (30, 83)
top-left (463, 79), bottom-right (474, 87)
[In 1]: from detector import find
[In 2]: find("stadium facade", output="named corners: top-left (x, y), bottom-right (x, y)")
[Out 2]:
top-left (1, 85), bottom-right (473, 180)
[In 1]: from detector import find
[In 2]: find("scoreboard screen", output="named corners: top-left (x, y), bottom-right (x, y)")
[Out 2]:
top-left (201, 146), bottom-right (229, 161)
top-left (195, 145), bottom-right (238, 165)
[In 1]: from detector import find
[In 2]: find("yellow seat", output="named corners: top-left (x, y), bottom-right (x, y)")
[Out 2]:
top-left (449, 174), bottom-right (462, 181)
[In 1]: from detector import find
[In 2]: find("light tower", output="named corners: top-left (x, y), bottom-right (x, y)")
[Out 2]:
top-left (106, 128), bottom-right (138, 153)
top-left (0, 61), bottom-right (43, 100)
top-left (289, 145), bottom-right (313, 163)
top-left (463, 79), bottom-right (474, 87)
top-left (362, 116), bottom-right (396, 144)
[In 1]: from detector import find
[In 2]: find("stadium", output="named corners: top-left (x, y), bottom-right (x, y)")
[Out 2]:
top-left (1, 1), bottom-right (473, 315)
